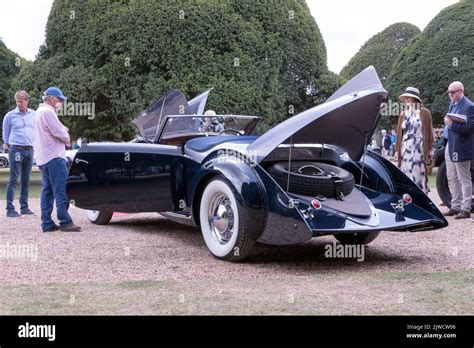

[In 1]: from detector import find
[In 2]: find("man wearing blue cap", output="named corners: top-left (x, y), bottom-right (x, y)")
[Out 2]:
top-left (34, 87), bottom-right (81, 232)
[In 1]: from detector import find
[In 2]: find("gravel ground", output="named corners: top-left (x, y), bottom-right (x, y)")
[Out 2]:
top-left (0, 191), bottom-right (472, 287)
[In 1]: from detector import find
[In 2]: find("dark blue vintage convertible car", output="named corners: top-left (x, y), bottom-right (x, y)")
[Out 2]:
top-left (67, 66), bottom-right (448, 261)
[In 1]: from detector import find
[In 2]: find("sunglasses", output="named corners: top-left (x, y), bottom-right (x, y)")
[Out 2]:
top-left (447, 89), bottom-right (462, 95)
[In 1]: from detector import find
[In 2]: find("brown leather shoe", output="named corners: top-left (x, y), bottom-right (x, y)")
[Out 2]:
top-left (454, 211), bottom-right (471, 219)
top-left (443, 208), bottom-right (460, 216)
top-left (60, 223), bottom-right (82, 232)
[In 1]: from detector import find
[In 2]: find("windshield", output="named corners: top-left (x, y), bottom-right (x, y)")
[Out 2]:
top-left (132, 89), bottom-right (190, 141)
top-left (158, 115), bottom-right (260, 145)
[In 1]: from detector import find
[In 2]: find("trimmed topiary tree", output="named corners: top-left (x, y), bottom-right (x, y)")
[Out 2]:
top-left (0, 40), bottom-right (28, 139)
top-left (13, 0), bottom-right (339, 140)
top-left (386, 0), bottom-right (474, 126)
top-left (340, 22), bottom-right (420, 83)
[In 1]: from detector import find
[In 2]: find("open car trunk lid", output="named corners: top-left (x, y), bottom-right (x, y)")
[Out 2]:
top-left (247, 66), bottom-right (388, 163)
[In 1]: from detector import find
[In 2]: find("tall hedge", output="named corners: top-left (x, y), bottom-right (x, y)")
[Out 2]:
top-left (0, 40), bottom-right (28, 139)
top-left (13, 0), bottom-right (339, 140)
top-left (340, 22), bottom-right (420, 83)
top-left (386, 0), bottom-right (474, 126)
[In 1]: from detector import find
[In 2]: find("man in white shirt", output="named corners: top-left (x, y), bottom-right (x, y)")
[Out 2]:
top-left (34, 87), bottom-right (81, 232)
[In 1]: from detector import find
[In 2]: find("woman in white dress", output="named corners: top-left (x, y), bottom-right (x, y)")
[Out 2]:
top-left (395, 87), bottom-right (434, 194)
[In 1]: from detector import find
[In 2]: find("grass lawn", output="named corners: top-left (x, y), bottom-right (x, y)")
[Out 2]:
top-left (0, 169), bottom-right (42, 199)
top-left (428, 172), bottom-right (437, 190)
top-left (0, 270), bottom-right (471, 315)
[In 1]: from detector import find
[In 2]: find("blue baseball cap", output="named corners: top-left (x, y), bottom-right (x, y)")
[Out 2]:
top-left (44, 86), bottom-right (68, 101)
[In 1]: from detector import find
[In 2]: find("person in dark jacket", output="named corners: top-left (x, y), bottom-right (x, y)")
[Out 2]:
top-left (443, 81), bottom-right (474, 219)
top-left (390, 130), bottom-right (397, 157)
top-left (380, 129), bottom-right (391, 158)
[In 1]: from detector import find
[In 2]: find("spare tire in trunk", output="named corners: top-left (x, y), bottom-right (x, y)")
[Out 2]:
top-left (267, 161), bottom-right (355, 198)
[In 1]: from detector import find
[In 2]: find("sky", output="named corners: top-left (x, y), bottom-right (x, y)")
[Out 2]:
top-left (0, 0), bottom-right (460, 74)
top-left (307, 0), bottom-right (459, 73)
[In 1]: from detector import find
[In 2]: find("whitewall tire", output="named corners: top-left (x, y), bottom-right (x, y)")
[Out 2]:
top-left (86, 209), bottom-right (113, 225)
top-left (199, 177), bottom-right (255, 261)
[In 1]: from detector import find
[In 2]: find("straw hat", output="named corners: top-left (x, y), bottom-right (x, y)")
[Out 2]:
top-left (398, 87), bottom-right (422, 103)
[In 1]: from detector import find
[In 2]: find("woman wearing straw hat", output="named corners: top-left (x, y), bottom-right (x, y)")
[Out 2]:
top-left (395, 87), bottom-right (434, 194)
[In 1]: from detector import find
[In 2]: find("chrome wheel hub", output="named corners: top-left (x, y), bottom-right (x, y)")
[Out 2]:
top-left (208, 193), bottom-right (234, 244)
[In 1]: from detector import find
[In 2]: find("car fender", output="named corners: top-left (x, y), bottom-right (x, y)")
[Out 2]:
top-left (193, 153), bottom-right (268, 241)
top-left (367, 151), bottom-right (446, 222)
top-left (194, 151), bottom-right (314, 245)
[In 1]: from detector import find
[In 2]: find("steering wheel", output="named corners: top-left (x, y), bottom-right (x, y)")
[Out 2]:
top-left (218, 128), bottom-right (241, 136)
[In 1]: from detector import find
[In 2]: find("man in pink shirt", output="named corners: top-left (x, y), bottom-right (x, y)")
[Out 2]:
top-left (34, 87), bottom-right (81, 232)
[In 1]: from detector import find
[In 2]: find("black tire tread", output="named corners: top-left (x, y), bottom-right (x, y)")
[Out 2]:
top-left (222, 218), bottom-right (256, 262)
top-left (436, 161), bottom-right (451, 208)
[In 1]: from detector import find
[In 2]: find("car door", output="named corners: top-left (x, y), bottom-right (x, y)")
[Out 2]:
top-left (67, 142), bottom-right (184, 213)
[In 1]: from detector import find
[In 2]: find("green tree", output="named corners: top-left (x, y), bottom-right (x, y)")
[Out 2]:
top-left (14, 0), bottom-right (339, 140)
top-left (386, 0), bottom-right (474, 126)
top-left (340, 22), bottom-right (420, 83)
top-left (0, 40), bottom-right (28, 139)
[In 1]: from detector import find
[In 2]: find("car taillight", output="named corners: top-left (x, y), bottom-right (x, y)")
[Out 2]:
top-left (311, 199), bottom-right (322, 210)
top-left (402, 194), bottom-right (412, 204)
